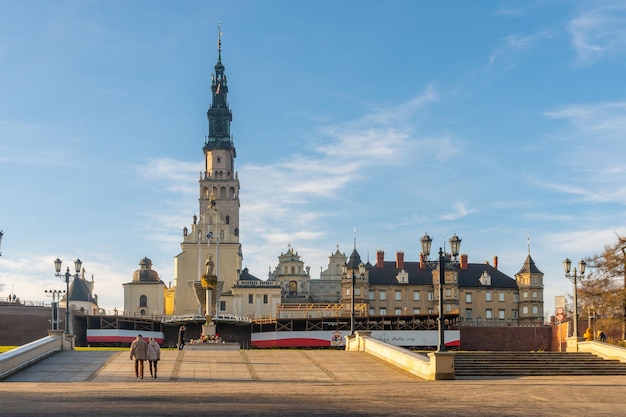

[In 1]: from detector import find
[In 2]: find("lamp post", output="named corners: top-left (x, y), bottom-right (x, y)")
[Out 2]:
top-left (563, 258), bottom-right (586, 338)
top-left (44, 289), bottom-right (65, 330)
top-left (420, 233), bottom-right (462, 352)
top-left (54, 258), bottom-right (82, 335)
top-left (340, 262), bottom-right (366, 335)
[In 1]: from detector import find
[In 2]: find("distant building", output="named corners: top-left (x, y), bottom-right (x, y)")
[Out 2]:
top-left (148, 31), bottom-right (546, 326)
top-left (123, 257), bottom-right (165, 316)
top-left (63, 268), bottom-right (98, 315)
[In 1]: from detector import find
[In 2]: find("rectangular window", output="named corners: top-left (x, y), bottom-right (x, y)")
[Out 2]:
top-left (380, 308), bottom-right (387, 316)
top-left (395, 308), bottom-right (402, 315)
top-left (369, 291), bottom-right (375, 300)
top-left (513, 310), bottom-right (519, 319)
top-left (465, 309), bottom-right (472, 319)
top-left (499, 292), bottom-right (505, 302)
top-left (347, 288), bottom-right (351, 296)
top-left (248, 294), bottom-right (253, 304)
top-left (499, 309), bottom-right (505, 319)
top-left (369, 308), bottom-right (375, 316)
top-left (523, 306), bottom-right (529, 314)
top-left (395, 291), bottom-right (402, 301)
top-left (532, 305), bottom-right (538, 314)
top-left (486, 292), bottom-right (492, 302)
top-left (220, 301), bottom-right (226, 311)
top-left (263, 294), bottom-right (268, 304)
top-left (413, 308), bottom-right (421, 314)
top-left (355, 288), bottom-right (361, 296)
top-left (523, 291), bottom-right (528, 299)
top-left (428, 309), bottom-right (434, 314)
top-left (532, 291), bottom-right (537, 299)
top-left (379, 291), bottom-right (386, 301)
top-left (445, 288), bottom-right (451, 297)
top-left (428, 292), bottom-right (434, 301)
top-left (413, 291), bottom-right (420, 301)
top-left (486, 309), bottom-right (492, 319)
top-left (445, 304), bottom-right (452, 312)
top-left (466, 293), bottom-right (472, 303)
top-left (514, 294), bottom-right (519, 303)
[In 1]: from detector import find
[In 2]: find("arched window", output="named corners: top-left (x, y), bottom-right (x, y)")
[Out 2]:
top-left (220, 186), bottom-right (227, 198)
top-left (229, 187), bottom-right (235, 198)
top-left (140, 295), bottom-right (148, 307)
top-left (203, 187), bottom-right (209, 198)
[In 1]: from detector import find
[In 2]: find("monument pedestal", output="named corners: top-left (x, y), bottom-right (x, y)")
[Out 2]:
top-left (202, 323), bottom-right (216, 337)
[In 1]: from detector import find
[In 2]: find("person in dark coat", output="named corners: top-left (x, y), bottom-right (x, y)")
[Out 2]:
top-left (130, 334), bottom-right (148, 379)
top-left (178, 326), bottom-right (186, 350)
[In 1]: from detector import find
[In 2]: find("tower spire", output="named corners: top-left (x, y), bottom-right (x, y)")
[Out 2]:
top-left (217, 21), bottom-right (222, 63)
top-left (205, 22), bottom-right (233, 149)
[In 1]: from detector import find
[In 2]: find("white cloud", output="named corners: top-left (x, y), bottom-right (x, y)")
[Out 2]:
top-left (545, 101), bottom-right (626, 137)
top-left (542, 101), bottom-right (626, 204)
top-left (488, 30), bottom-right (552, 68)
top-left (569, 4), bottom-right (626, 64)
top-left (441, 202), bottom-right (475, 221)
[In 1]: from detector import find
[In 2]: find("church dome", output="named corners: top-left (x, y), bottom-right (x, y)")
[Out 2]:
top-left (132, 257), bottom-right (161, 282)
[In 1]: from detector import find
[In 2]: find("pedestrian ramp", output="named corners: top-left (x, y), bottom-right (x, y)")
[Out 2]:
top-left (5, 349), bottom-right (422, 383)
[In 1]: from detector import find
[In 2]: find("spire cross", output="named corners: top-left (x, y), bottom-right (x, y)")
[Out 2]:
top-left (217, 22), bottom-right (222, 61)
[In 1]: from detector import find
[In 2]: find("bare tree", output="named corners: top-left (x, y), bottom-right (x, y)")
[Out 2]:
top-left (588, 234), bottom-right (626, 341)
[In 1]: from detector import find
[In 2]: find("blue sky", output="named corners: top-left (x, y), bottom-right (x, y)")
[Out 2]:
top-left (1, 1), bottom-right (626, 318)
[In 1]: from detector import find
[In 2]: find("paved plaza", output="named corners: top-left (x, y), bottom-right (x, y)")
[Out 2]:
top-left (1, 349), bottom-right (626, 416)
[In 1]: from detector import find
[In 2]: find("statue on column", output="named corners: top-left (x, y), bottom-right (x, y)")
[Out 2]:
top-left (202, 255), bottom-right (217, 289)
top-left (205, 255), bottom-right (214, 276)
top-left (201, 254), bottom-right (218, 326)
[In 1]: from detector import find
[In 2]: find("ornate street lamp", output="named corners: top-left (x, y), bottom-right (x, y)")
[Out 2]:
top-left (563, 258), bottom-right (586, 338)
top-left (420, 233), bottom-right (462, 352)
top-left (341, 262), bottom-right (366, 335)
top-left (54, 258), bottom-right (82, 335)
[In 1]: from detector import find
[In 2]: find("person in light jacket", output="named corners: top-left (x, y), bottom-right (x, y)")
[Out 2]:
top-left (129, 334), bottom-right (148, 379)
top-left (147, 337), bottom-right (161, 379)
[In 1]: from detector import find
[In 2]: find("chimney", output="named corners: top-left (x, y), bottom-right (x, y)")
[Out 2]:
top-left (376, 250), bottom-right (385, 269)
top-left (396, 251), bottom-right (404, 270)
top-left (460, 254), bottom-right (469, 270)
top-left (493, 256), bottom-right (498, 270)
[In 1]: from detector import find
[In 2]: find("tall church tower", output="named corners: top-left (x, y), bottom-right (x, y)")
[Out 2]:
top-left (173, 25), bottom-right (243, 315)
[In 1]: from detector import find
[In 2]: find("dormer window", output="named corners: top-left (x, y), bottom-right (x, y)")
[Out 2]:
top-left (479, 271), bottom-right (492, 286)
top-left (397, 270), bottom-right (408, 284)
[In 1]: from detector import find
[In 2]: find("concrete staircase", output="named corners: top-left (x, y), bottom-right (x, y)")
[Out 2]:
top-left (454, 352), bottom-right (626, 378)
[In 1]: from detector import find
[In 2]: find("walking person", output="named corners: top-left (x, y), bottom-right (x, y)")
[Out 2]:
top-left (147, 337), bottom-right (161, 379)
top-left (129, 334), bottom-right (148, 379)
top-left (178, 325), bottom-right (186, 350)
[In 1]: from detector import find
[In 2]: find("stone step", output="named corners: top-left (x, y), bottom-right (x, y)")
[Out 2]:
top-left (454, 352), bottom-right (626, 377)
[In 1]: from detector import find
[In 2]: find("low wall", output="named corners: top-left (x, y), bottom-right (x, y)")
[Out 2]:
top-left (0, 331), bottom-right (73, 379)
top-left (345, 331), bottom-right (454, 380)
top-left (460, 325), bottom-right (552, 351)
top-left (578, 341), bottom-right (626, 363)
top-left (0, 305), bottom-right (55, 345)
